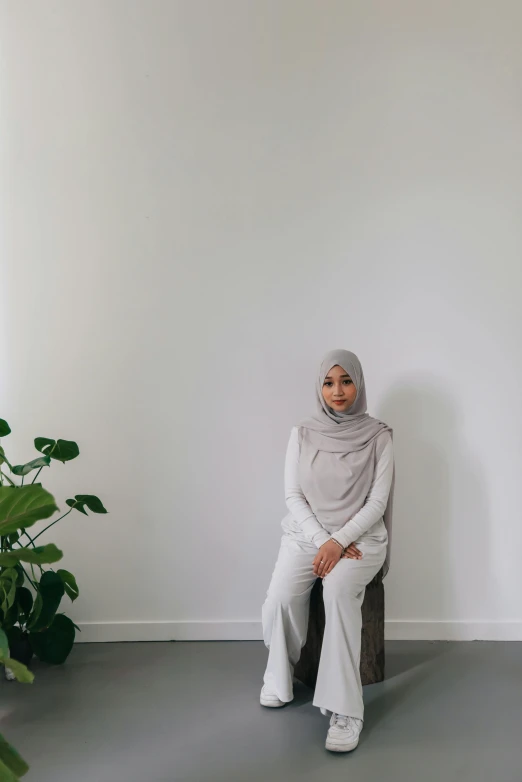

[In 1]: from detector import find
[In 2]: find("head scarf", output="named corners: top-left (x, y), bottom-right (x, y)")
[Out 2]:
top-left (297, 349), bottom-right (395, 577)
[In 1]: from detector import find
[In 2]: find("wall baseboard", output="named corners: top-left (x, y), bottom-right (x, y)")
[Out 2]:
top-left (75, 620), bottom-right (522, 643)
top-left (75, 621), bottom-right (262, 643)
top-left (385, 621), bottom-right (522, 641)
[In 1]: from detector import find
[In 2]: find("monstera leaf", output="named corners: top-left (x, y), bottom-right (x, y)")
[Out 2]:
top-left (34, 438), bottom-right (79, 463)
top-left (65, 495), bottom-right (107, 515)
top-left (57, 569), bottom-right (79, 601)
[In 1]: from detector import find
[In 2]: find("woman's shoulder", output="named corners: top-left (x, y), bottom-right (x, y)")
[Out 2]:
top-left (288, 425), bottom-right (303, 449)
top-left (369, 416), bottom-right (392, 442)
top-left (375, 429), bottom-right (393, 459)
top-left (285, 425), bottom-right (300, 442)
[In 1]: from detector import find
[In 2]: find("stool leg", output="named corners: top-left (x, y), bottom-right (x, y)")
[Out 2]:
top-left (293, 578), bottom-right (324, 689)
top-left (360, 579), bottom-right (385, 685)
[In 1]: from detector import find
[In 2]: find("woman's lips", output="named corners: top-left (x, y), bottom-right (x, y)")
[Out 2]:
top-left (333, 401), bottom-right (345, 405)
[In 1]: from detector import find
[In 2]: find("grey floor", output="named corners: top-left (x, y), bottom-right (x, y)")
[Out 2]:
top-left (2, 640), bottom-right (522, 782)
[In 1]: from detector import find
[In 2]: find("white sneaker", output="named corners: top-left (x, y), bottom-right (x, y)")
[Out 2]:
top-left (260, 685), bottom-right (287, 708)
top-left (4, 667), bottom-right (16, 682)
top-left (325, 713), bottom-right (363, 752)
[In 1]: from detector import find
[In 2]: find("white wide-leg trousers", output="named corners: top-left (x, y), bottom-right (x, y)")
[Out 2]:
top-left (261, 532), bottom-right (387, 720)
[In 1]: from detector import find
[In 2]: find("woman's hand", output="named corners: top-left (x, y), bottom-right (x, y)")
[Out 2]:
top-left (313, 540), bottom-right (343, 578)
top-left (341, 543), bottom-right (363, 560)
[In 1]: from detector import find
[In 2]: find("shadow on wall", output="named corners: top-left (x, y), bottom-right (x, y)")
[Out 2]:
top-left (377, 376), bottom-right (494, 632)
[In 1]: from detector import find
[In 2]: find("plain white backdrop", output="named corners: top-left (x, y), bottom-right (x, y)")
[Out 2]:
top-left (1, 1), bottom-right (521, 641)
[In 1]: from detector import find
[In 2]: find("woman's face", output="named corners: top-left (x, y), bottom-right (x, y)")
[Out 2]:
top-left (321, 364), bottom-right (357, 412)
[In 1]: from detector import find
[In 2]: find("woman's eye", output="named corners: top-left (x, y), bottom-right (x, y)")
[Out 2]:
top-left (324, 382), bottom-right (333, 387)
top-left (343, 380), bottom-right (353, 385)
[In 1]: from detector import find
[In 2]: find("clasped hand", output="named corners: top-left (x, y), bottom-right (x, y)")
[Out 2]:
top-left (312, 540), bottom-right (362, 578)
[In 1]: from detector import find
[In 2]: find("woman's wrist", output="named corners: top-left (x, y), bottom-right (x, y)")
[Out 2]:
top-left (329, 536), bottom-right (344, 551)
top-left (313, 529), bottom-right (332, 549)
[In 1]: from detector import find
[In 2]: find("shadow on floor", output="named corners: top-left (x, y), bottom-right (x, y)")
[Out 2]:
top-left (292, 640), bottom-right (459, 740)
top-left (362, 641), bottom-right (458, 739)
top-left (384, 640), bottom-right (456, 678)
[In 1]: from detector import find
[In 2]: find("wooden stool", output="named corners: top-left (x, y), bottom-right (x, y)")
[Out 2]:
top-left (293, 567), bottom-right (385, 689)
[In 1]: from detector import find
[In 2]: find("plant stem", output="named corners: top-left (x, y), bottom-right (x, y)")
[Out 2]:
top-left (1, 454), bottom-right (13, 470)
top-left (20, 564), bottom-right (37, 590)
top-left (32, 508), bottom-right (73, 542)
top-left (0, 471), bottom-right (15, 486)
top-left (22, 531), bottom-right (37, 549)
top-left (31, 466), bottom-right (44, 485)
top-left (31, 443), bottom-right (56, 485)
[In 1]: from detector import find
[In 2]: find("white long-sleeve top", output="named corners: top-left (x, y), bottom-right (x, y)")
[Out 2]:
top-left (281, 426), bottom-right (394, 550)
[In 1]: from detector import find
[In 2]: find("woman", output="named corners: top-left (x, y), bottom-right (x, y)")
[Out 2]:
top-left (260, 349), bottom-right (394, 753)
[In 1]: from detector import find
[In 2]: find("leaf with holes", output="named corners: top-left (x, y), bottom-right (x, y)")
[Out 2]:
top-left (65, 495), bottom-right (107, 515)
top-left (34, 438), bottom-right (79, 463)
top-left (57, 570), bottom-right (79, 602)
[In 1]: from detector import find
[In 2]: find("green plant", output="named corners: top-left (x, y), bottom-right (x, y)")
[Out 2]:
top-left (0, 731), bottom-right (29, 781)
top-left (0, 417), bottom-right (107, 671)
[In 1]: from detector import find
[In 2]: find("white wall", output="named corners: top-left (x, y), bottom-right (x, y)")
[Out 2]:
top-left (1, 0), bottom-right (521, 641)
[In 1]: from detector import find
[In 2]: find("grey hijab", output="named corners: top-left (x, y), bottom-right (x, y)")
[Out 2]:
top-left (297, 349), bottom-right (395, 578)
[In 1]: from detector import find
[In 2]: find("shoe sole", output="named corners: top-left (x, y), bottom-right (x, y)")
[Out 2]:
top-left (325, 737), bottom-right (359, 753)
top-left (260, 691), bottom-right (294, 708)
top-left (260, 698), bottom-right (286, 708)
